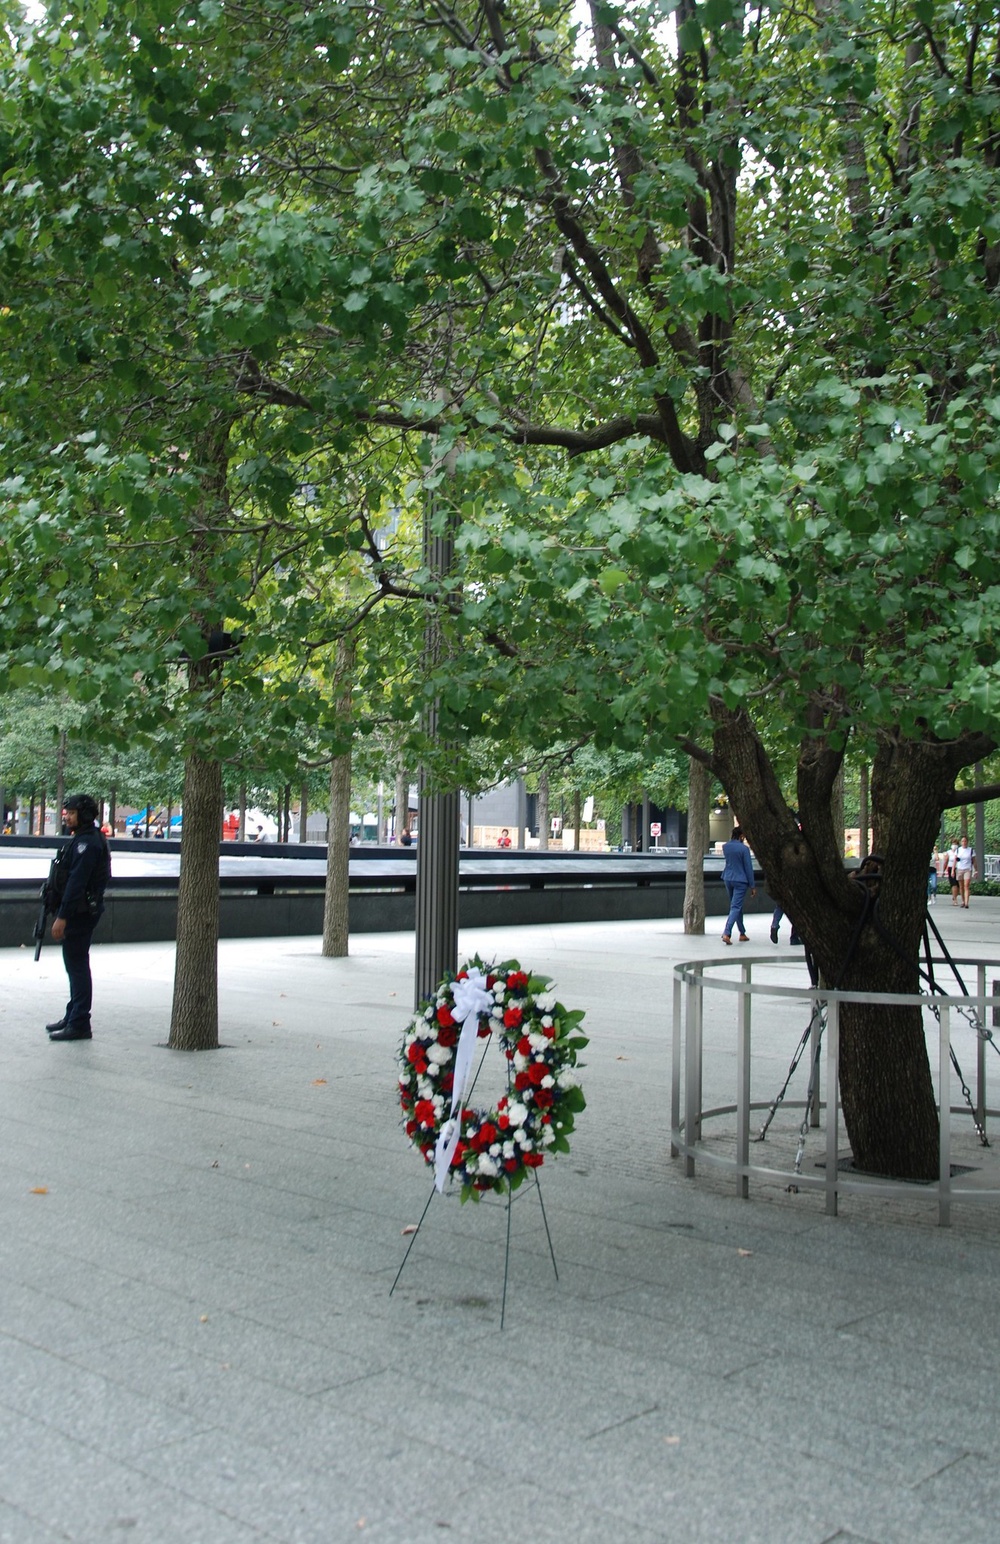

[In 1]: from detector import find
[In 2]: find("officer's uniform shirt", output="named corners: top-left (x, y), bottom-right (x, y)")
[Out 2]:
top-left (55, 827), bottom-right (109, 921)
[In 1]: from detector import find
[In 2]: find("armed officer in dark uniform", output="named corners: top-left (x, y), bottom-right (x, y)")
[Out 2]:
top-left (46, 794), bottom-right (111, 1041)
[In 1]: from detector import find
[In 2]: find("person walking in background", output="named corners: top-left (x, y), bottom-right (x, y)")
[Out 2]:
top-left (46, 794), bottom-right (110, 1042)
top-left (721, 825), bottom-right (756, 945)
top-left (955, 836), bottom-right (977, 908)
top-left (946, 836), bottom-right (961, 905)
top-left (769, 905), bottom-right (802, 945)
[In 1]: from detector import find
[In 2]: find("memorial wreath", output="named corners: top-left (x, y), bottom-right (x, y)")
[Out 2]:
top-left (398, 957), bottom-right (587, 1201)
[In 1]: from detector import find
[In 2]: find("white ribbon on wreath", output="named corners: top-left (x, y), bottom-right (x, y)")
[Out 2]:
top-left (433, 966), bottom-right (495, 1192)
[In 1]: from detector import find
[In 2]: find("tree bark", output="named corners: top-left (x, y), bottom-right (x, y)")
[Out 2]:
top-left (394, 765), bottom-right (408, 841)
top-left (831, 764), bottom-right (844, 862)
top-left (536, 771), bottom-right (550, 850)
top-left (168, 752), bottom-right (221, 1050)
top-left (56, 733), bottom-right (66, 820)
top-left (683, 756), bottom-right (709, 934)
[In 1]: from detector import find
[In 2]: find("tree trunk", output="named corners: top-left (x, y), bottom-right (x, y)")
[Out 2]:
top-left (683, 756), bottom-right (709, 934)
top-left (169, 752), bottom-right (221, 1050)
top-left (56, 732), bottom-right (67, 820)
top-left (831, 764), bottom-right (844, 862)
top-left (571, 789), bottom-right (580, 850)
top-left (299, 782), bottom-right (308, 842)
top-left (322, 645), bottom-right (353, 958)
top-left (537, 771), bottom-right (550, 850)
top-left (394, 766), bottom-right (408, 842)
top-left (858, 763), bottom-right (869, 859)
top-left (708, 704), bottom-right (994, 1181)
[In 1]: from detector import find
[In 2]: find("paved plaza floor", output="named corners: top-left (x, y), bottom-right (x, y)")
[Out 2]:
top-left (3, 904), bottom-right (1000, 1544)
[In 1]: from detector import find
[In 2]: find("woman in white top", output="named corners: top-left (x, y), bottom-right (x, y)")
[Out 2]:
top-left (946, 839), bottom-right (961, 905)
top-left (955, 839), bottom-right (977, 908)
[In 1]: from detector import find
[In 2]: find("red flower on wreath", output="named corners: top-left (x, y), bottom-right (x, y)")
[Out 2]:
top-left (437, 1005), bottom-right (456, 1027)
top-left (523, 1151), bottom-right (544, 1167)
top-left (504, 1007), bottom-right (523, 1030)
top-left (507, 971), bottom-right (528, 990)
top-left (414, 1098), bottom-right (437, 1127)
top-left (528, 1062), bottom-right (549, 1086)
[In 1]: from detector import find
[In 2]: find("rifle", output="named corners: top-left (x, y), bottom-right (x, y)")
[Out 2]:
top-left (33, 860), bottom-right (57, 962)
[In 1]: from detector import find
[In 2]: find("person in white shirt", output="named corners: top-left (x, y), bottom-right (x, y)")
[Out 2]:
top-left (955, 838), bottom-right (977, 909)
top-left (946, 838), bottom-right (961, 905)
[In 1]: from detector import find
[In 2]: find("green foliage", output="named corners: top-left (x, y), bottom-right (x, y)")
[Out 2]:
top-left (2, 0), bottom-right (1000, 811)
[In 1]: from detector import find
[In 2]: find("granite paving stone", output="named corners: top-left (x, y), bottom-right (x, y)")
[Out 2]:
top-left (4, 908), bottom-right (1000, 1542)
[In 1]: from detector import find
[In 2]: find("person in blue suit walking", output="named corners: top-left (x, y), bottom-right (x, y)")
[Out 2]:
top-left (721, 826), bottom-right (756, 944)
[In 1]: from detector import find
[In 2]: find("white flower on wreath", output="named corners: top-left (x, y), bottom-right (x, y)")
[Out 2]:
top-left (541, 1074), bottom-right (554, 1089)
top-left (427, 1043), bottom-right (452, 1066)
top-left (512, 1052), bottom-right (528, 1071)
top-left (556, 1068), bottom-right (580, 1090)
top-left (503, 1140), bottom-right (515, 1159)
top-left (541, 1126), bottom-right (556, 1146)
top-left (528, 1032), bottom-right (549, 1052)
top-left (507, 1102), bottom-right (528, 1126)
top-left (514, 1128), bottom-right (529, 1147)
top-left (478, 1155), bottom-right (499, 1178)
top-left (535, 992), bottom-right (557, 1012)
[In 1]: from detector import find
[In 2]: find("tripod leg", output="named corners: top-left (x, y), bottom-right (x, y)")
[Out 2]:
top-left (389, 1182), bottom-right (437, 1297)
top-left (534, 1174), bottom-right (559, 1281)
top-left (500, 1183), bottom-right (514, 1330)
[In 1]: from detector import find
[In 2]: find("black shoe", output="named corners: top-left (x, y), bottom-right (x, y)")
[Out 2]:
top-left (48, 1025), bottom-right (92, 1041)
top-left (769, 927), bottom-right (778, 944)
top-left (45, 1019), bottom-right (67, 1034)
top-left (790, 932), bottom-right (802, 946)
